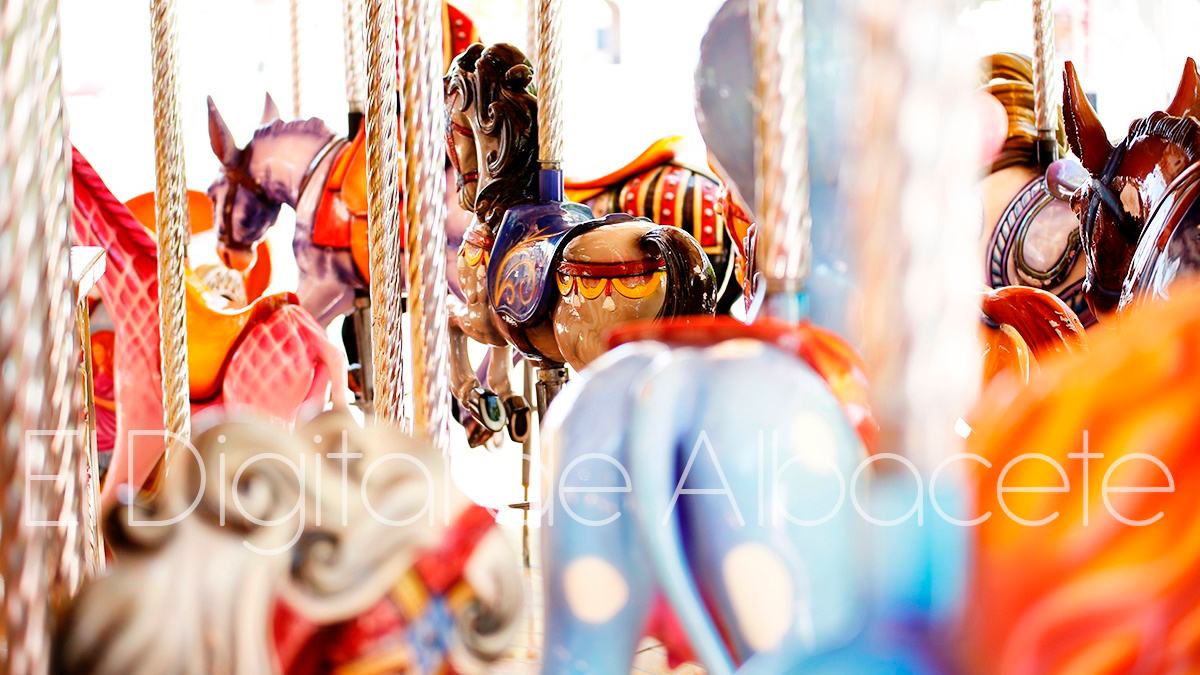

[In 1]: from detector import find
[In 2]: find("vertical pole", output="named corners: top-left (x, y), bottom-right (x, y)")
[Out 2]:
top-left (289, 0), bottom-right (304, 118)
top-left (1033, 0), bottom-right (1059, 166)
top-left (0, 0), bottom-right (76, 669)
top-left (401, 0), bottom-right (452, 453)
top-left (343, 0), bottom-right (366, 136)
top-left (848, 0), bottom-right (981, 466)
top-left (535, 0), bottom-right (564, 175)
top-left (365, 0), bottom-right (406, 426)
top-left (751, 0), bottom-right (811, 323)
top-left (149, 0), bottom-right (192, 490)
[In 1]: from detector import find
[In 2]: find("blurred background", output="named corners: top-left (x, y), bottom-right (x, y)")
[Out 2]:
top-left (62, 0), bottom-right (1200, 202)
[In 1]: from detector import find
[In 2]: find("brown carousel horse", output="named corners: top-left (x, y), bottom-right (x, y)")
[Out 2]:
top-left (1063, 58), bottom-right (1200, 315)
top-left (981, 53), bottom-right (1093, 325)
top-left (442, 42), bottom-right (716, 425)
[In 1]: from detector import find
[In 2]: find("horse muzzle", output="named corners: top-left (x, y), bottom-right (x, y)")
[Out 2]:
top-left (217, 243), bottom-right (257, 272)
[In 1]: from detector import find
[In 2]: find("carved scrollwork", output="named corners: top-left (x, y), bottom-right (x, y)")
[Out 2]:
top-left (54, 412), bottom-right (522, 675)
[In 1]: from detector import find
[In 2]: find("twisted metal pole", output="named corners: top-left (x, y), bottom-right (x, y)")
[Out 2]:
top-left (526, 0), bottom-right (539, 71)
top-left (1032, 0), bottom-right (1058, 165)
top-left (752, 0), bottom-right (811, 322)
top-left (402, 0), bottom-right (451, 452)
top-left (0, 0), bottom-right (77, 669)
top-left (289, 0), bottom-right (304, 117)
top-left (37, 0), bottom-right (87, 609)
top-left (848, 0), bottom-right (981, 466)
top-left (343, 0), bottom-right (366, 134)
top-left (365, 0), bottom-right (406, 426)
top-left (150, 0), bottom-right (192, 474)
top-left (536, 0), bottom-right (564, 170)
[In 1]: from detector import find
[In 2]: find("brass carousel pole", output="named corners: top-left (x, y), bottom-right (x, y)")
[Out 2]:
top-left (289, 0), bottom-right (304, 117)
top-left (0, 0), bottom-right (87, 669)
top-left (149, 0), bottom-right (192, 484)
top-left (401, 0), bottom-right (452, 452)
top-left (848, 0), bottom-right (982, 464)
top-left (1033, 0), bottom-right (1060, 166)
top-left (365, 0), bottom-right (407, 426)
top-left (343, 0), bottom-right (366, 136)
top-left (752, 0), bottom-right (811, 320)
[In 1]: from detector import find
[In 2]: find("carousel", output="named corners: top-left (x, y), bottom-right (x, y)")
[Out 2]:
top-left (1, 0), bottom-right (1198, 672)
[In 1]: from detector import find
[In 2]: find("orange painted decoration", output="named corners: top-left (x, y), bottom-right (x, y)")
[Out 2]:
top-left (312, 128), bottom-right (405, 283)
top-left (125, 189), bottom-right (273, 302)
top-left (608, 316), bottom-right (878, 453)
top-left (124, 190), bottom-right (301, 400)
top-left (980, 286), bottom-right (1088, 386)
top-left (965, 279), bottom-right (1200, 675)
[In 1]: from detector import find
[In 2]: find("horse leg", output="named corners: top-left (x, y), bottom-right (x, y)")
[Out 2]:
top-left (448, 296), bottom-right (506, 440)
top-left (483, 345), bottom-right (530, 443)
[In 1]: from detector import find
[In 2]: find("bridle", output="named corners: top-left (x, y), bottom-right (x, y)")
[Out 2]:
top-left (446, 119), bottom-right (479, 189)
top-left (1083, 141), bottom-right (1141, 246)
top-left (217, 135), bottom-right (344, 250)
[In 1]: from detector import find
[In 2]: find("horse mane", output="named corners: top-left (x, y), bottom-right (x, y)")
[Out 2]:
top-left (980, 52), bottom-right (1066, 173)
top-left (1124, 111), bottom-right (1200, 163)
top-left (250, 117), bottom-right (333, 144)
top-left (447, 43), bottom-right (539, 228)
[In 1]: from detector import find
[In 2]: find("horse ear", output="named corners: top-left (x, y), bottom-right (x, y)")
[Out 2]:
top-left (261, 93), bottom-right (281, 124)
top-left (1062, 61), bottom-right (1111, 174)
top-left (1166, 57), bottom-right (1200, 118)
top-left (207, 96), bottom-right (238, 166)
top-left (504, 65), bottom-right (533, 90)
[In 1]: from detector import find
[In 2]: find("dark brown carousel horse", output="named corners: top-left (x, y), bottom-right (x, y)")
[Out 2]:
top-left (443, 43), bottom-right (716, 424)
top-left (1062, 58), bottom-right (1200, 314)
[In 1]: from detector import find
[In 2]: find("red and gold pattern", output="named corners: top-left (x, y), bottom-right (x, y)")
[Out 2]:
top-left (556, 257), bottom-right (667, 304)
top-left (566, 138), bottom-right (726, 256)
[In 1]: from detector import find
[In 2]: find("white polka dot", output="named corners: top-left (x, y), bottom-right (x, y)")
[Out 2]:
top-left (564, 557), bottom-right (629, 623)
top-left (664, 209), bottom-right (672, 216)
top-left (723, 543), bottom-right (795, 651)
top-left (704, 208), bottom-right (714, 216)
top-left (455, 18), bottom-right (463, 25)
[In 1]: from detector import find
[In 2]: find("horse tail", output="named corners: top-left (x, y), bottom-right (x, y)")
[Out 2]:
top-left (639, 225), bottom-right (718, 318)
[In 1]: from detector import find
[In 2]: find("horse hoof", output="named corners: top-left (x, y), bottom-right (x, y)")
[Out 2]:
top-left (467, 387), bottom-right (506, 432)
top-left (505, 395), bottom-right (531, 443)
top-left (463, 417), bottom-right (495, 448)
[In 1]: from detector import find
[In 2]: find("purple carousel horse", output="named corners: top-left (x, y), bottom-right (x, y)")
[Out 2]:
top-left (206, 95), bottom-right (530, 442)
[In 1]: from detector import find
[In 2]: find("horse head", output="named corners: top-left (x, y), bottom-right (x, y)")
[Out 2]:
top-left (207, 94), bottom-right (300, 271)
top-left (1064, 60), bottom-right (1200, 316)
top-left (444, 43), bottom-right (538, 230)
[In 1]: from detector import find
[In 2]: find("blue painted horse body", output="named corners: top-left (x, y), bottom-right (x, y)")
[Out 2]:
top-left (540, 336), bottom-right (868, 674)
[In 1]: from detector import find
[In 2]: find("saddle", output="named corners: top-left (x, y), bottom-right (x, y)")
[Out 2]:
top-left (313, 127), bottom-right (405, 283)
top-left (124, 190), bottom-right (300, 401)
top-left (564, 136), bottom-right (684, 202)
top-left (608, 316), bottom-right (879, 452)
top-left (565, 136), bottom-right (726, 256)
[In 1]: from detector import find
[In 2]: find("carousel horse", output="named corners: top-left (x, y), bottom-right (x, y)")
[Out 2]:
top-left (55, 413), bottom-right (523, 675)
top-left (980, 53), bottom-right (1093, 325)
top-left (206, 95), bottom-right (534, 442)
top-left (539, 317), bottom-right (876, 674)
top-left (71, 148), bottom-right (347, 509)
top-left (442, 43), bottom-right (716, 422)
top-left (565, 136), bottom-right (741, 313)
top-left (88, 189), bottom-right (273, 466)
top-left (1062, 58), bottom-right (1200, 314)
